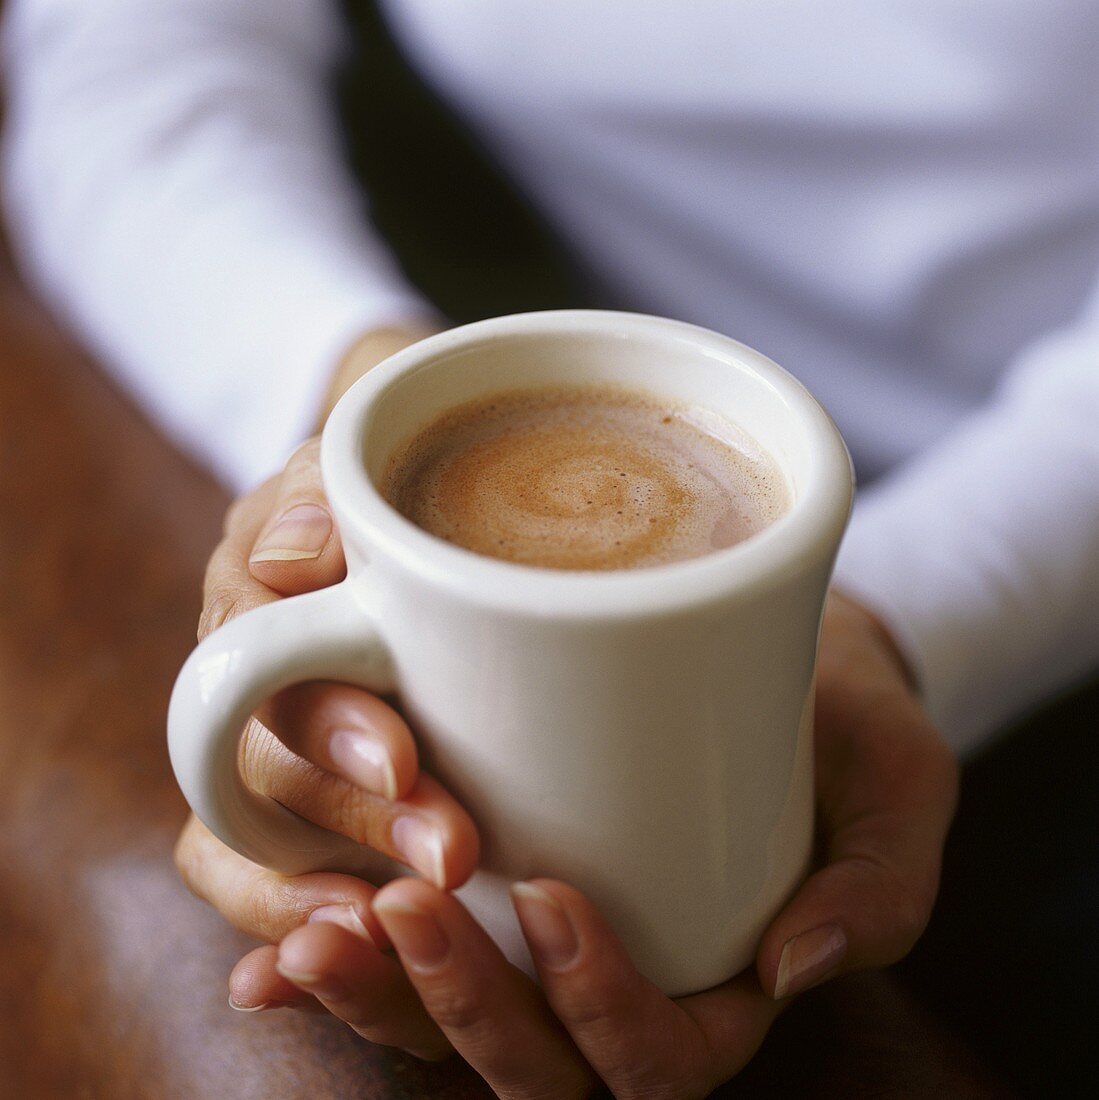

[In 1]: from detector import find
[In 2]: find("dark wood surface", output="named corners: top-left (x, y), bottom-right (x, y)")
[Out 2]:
top-left (0, 272), bottom-right (1017, 1098)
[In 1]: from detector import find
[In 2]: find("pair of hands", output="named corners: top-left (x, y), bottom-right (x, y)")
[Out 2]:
top-left (173, 328), bottom-right (959, 1099)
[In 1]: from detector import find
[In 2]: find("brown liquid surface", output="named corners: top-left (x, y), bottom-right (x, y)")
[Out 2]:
top-left (381, 387), bottom-right (788, 570)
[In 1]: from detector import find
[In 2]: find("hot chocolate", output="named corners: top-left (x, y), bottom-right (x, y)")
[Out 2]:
top-left (381, 385), bottom-right (788, 571)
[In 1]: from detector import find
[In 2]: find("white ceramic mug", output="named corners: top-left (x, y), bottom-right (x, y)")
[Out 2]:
top-left (168, 310), bottom-right (853, 996)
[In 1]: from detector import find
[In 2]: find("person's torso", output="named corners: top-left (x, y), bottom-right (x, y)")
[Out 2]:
top-left (377, 0), bottom-right (1099, 475)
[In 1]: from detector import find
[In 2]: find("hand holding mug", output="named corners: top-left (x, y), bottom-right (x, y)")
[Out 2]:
top-left (171, 313), bottom-right (958, 1095)
top-left (176, 481), bottom-right (956, 1095)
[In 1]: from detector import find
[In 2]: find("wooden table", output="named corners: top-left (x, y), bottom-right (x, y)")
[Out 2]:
top-left (0, 272), bottom-right (1017, 1098)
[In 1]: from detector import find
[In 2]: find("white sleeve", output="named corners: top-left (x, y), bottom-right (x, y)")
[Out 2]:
top-left (834, 280), bottom-right (1099, 755)
top-left (1, 0), bottom-right (435, 491)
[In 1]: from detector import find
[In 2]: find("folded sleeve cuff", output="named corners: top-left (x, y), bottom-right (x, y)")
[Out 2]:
top-left (833, 324), bottom-right (1099, 756)
top-left (165, 280), bottom-right (437, 494)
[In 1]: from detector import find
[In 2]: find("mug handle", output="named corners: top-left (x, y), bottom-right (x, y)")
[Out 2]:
top-left (167, 581), bottom-right (397, 875)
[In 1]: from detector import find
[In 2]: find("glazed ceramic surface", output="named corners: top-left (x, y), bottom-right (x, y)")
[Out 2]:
top-left (168, 311), bottom-right (853, 995)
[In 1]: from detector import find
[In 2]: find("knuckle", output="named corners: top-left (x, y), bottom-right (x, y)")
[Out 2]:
top-left (324, 782), bottom-right (381, 845)
top-left (239, 724), bottom-right (361, 846)
top-left (574, 1032), bottom-right (670, 1099)
top-left (559, 994), bottom-right (619, 1032)
top-left (286, 437), bottom-right (322, 472)
top-left (239, 880), bottom-right (274, 930)
top-left (239, 719), bottom-right (301, 794)
top-left (423, 985), bottom-right (487, 1034)
top-left (246, 870), bottom-right (309, 940)
top-left (556, 976), bottom-right (634, 1033)
top-left (263, 755), bottom-right (381, 844)
top-left (873, 860), bottom-right (934, 953)
top-left (842, 851), bottom-right (935, 960)
top-left (247, 881), bottom-right (285, 936)
top-left (197, 586), bottom-right (245, 640)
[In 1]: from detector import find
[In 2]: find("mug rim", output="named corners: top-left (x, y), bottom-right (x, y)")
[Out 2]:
top-left (322, 310), bottom-right (853, 618)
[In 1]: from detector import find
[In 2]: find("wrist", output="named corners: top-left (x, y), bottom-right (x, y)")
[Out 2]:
top-left (317, 321), bottom-right (444, 430)
top-left (825, 589), bottom-right (921, 695)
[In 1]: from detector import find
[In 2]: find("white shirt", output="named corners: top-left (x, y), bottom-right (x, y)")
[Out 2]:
top-left (4, 0), bottom-right (1099, 753)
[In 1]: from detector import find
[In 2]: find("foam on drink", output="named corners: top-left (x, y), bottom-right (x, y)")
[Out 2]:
top-left (381, 385), bottom-right (788, 571)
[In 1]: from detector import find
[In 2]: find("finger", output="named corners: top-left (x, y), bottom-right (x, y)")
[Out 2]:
top-left (373, 878), bottom-right (596, 1094)
top-left (675, 974), bottom-right (782, 1087)
top-left (199, 465), bottom-right (477, 885)
top-left (277, 920), bottom-right (453, 1061)
top-left (260, 682), bottom-right (419, 803)
top-left (247, 438), bottom-right (346, 595)
top-left (174, 813), bottom-right (389, 947)
top-left (757, 693), bottom-right (959, 1001)
top-left (240, 716), bottom-right (480, 889)
top-left (249, 682), bottom-right (415, 805)
top-left (228, 945), bottom-right (316, 1012)
top-left (198, 468), bottom-right (479, 887)
top-left (199, 476), bottom-right (281, 641)
top-left (514, 878), bottom-right (762, 1098)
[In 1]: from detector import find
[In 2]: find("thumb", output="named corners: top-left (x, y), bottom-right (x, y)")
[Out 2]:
top-left (247, 438), bottom-right (345, 596)
top-left (756, 690), bottom-right (959, 1000)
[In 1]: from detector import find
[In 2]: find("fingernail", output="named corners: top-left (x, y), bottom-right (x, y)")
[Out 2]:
top-left (274, 962), bottom-right (350, 1002)
top-left (511, 882), bottom-right (579, 970)
top-left (250, 503), bottom-right (332, 563)
top-left (373, 900), bottom-right (450, 972)
top-left (391, 817), bottom-right (446, 888)
top-left (773, 923), bottom-right (847, 1000)
top-left (228, 996), bottom-right (289, 1013)
top-left (329, 729), bottom-right (398, 800)
top-left (308, 903), bottom-right (373, 942)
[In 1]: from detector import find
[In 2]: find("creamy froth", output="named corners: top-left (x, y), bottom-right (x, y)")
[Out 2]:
top-left (381, 387), bottom-right (787, 570)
